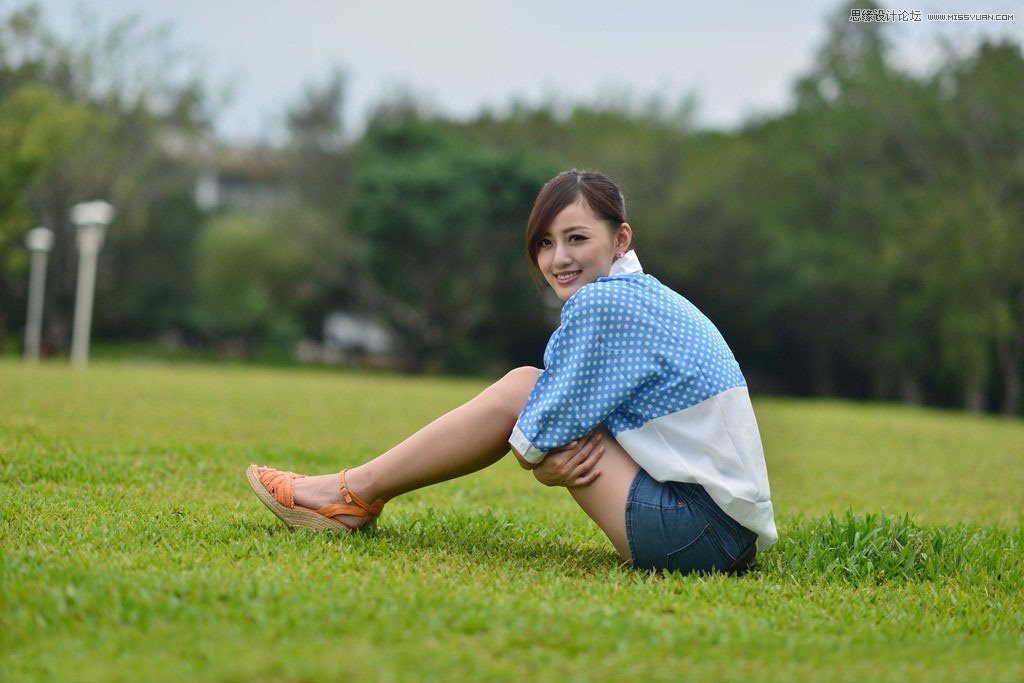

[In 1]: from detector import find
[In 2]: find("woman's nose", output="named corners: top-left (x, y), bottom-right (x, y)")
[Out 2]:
top-left (553, 242), bottom-right (573, 265)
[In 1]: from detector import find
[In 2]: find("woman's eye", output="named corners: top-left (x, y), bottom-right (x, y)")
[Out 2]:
top-left (569, 234), bottom-right (587, 242)
top-left (537, 238), bottom-right (552, 248)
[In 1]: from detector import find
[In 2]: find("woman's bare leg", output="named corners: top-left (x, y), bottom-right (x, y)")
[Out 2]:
top-left (292, 367), bottom-right (542, 525)
top-left (562, 428), bottom-right (640, 563)
top-left (292, 365), bottom-right (641, 564)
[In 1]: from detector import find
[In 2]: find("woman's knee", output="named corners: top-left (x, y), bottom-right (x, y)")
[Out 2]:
top-left (492, 366), bottom-right (541, 412)
top-left (503, 366), bottom-right (541, 386)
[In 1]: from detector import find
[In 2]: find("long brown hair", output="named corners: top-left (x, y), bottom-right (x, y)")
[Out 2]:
top-left (525, 170), bottom-right (627, 271)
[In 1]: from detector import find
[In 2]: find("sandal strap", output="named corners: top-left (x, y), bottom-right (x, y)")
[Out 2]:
top-left (316, 503), bottom-right (375, 518)
top-left (339, 470), bottom-right (385, 517)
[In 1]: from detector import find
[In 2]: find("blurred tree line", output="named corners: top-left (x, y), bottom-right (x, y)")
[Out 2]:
top-left (1, 2), bottom-right (1021, 415)
top-left (0, 4), bottom-right (207, 356)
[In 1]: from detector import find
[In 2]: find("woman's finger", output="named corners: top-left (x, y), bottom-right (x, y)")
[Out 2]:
top-left (570, 468), bottom-right (601, 487)
top-left (551, 431), bottom-right (596, 457)
top-left (564, 432), bottom-right (602, 468)
top-left (569, 445), bottom-right (605, 480)
top-left (565, 434), bottom-right (602, 471)
top-left (546, 440), bottom-right (577, 456)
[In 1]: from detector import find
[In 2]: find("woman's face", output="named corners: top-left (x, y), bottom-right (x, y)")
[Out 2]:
top-left (536, 199), bottom-right (631, 302)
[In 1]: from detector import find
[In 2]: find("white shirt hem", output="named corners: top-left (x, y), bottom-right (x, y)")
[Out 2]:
top-left (509, 424), bottom-right (547, 464)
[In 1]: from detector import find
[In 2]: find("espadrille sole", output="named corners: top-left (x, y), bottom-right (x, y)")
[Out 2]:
top-left (246, 464), bottom-right (354, 533)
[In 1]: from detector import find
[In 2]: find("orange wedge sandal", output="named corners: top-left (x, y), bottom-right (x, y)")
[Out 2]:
top-left (246, 464), bottom-right (385, 532)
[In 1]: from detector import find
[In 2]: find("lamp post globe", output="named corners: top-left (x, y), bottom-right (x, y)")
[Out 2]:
top-left (26, 226), bottom-right (54, 253)
top-left (69, 200), bottom-right (115, 367)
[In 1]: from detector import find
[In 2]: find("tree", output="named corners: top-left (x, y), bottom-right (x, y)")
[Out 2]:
top-left (277, 68), bottom-right (356, 337)
top-left (940, 41), bottom-right (1024, 414)
top-left (0, 2), bottom-right (212, 354)
top-left (0, 81), bottom-right (102, 347)
top-left (98, 189), bottom-right (203, 338)
top-left (194, 211), bottom-right (302, 354)
top-left (349, 115), bottom-right (559, 373)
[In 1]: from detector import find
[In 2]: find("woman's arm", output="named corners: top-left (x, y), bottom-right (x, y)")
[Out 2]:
top-left (511, 285), bottom-right (660, 464)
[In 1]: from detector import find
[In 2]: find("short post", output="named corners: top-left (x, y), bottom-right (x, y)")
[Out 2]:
top-left (23, 227), bottom-right (55, 363)
top-left (69, 201), bottom-right (115, 367)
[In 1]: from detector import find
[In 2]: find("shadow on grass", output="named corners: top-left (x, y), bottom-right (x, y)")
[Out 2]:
top-left (242, 509), bottom-right (626, 577)
top-left (235, 507), bottom-right (1022, 587)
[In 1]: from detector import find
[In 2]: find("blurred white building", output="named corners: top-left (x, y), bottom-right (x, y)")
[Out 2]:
top-left (323, 311), bottom-right (392, 356)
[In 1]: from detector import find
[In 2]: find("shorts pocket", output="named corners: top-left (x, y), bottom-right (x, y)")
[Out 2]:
top-left (665, 522), bottom-right (734, 575)
top-left (664, 480), bottom-right (698, 509)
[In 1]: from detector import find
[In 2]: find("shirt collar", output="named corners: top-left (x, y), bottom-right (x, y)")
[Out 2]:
top-left (608, 249), bottom-right (643, 276)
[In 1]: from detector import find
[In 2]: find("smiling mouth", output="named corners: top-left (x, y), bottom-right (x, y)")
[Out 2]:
top-left (554, 270), bottom-right (581, 284)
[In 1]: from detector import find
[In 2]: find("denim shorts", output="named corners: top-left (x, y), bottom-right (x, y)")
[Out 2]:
top-left (625, 469), bottom-right (758, 575)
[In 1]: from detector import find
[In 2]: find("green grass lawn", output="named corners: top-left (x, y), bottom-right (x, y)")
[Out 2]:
top-left (2, 360), bottom-right (1022, 682)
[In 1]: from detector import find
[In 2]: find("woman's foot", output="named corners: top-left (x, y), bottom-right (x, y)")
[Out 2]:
top-left (247, 465), bottom-right (384, 532)
top-left (292, 472), bottom-right (377, 530)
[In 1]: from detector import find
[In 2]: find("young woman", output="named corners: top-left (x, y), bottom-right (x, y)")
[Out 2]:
top-left (247, 170), bottom-right (777, 574)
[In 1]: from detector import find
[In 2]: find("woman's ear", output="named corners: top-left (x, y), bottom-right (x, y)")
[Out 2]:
top-left (616, 223), bottom-right (633, 252)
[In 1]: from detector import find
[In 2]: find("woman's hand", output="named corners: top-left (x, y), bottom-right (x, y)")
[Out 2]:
top-left (532, 431), bottom-right (605, 488)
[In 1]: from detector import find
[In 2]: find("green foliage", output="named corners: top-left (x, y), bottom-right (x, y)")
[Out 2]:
top-left (766, 511), bottom-right (1022, 587)
top-left (98, 190), bottom-right (203, 337)
top-left (0, 2), bottom-right (212, 355)
top-left (350, 119), bottom-right (559, 372)
top-left (195, 212), bottom-right (302, 349)
top-left (0, 83), bottom-right (102, 265)
top-left (644, 8), bottom-right (1024, 412)
top-left (1, 1), bottom-right (1022, 417)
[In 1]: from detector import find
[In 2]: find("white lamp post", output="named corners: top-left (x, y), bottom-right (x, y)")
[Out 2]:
top-left (69, 200), bottom-right (115, 367)
top-left (23, 226), bottom-right (55, 363)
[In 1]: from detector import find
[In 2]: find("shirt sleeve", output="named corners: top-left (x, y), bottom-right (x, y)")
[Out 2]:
top-left (509, 286), bottom-right (659, 463)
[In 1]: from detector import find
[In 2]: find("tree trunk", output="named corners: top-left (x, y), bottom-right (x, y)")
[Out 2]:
top-left (1003, 371), bottom-right (1021, 416)
top-left (812, 341), bottom-right (833, 397)
top-left (995, 337), bottom-right (1022, 416)
top-left (963, 355), bottom-right (988, 414)
top-left (351, 275), bottom-right (442, 374)
top-left (900, 373), bottom-right (924, 406)
top-left (870, 364), bottom-right (892, 401)
top-left (0, 267), bottom-right (10, 353)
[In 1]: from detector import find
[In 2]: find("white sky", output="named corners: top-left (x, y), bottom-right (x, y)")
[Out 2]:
top-left (29, 0), bottom-right (1024, 143)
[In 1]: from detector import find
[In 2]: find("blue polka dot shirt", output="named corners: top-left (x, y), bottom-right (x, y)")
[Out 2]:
top-left (511, 254), bottom-right (747, 461)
